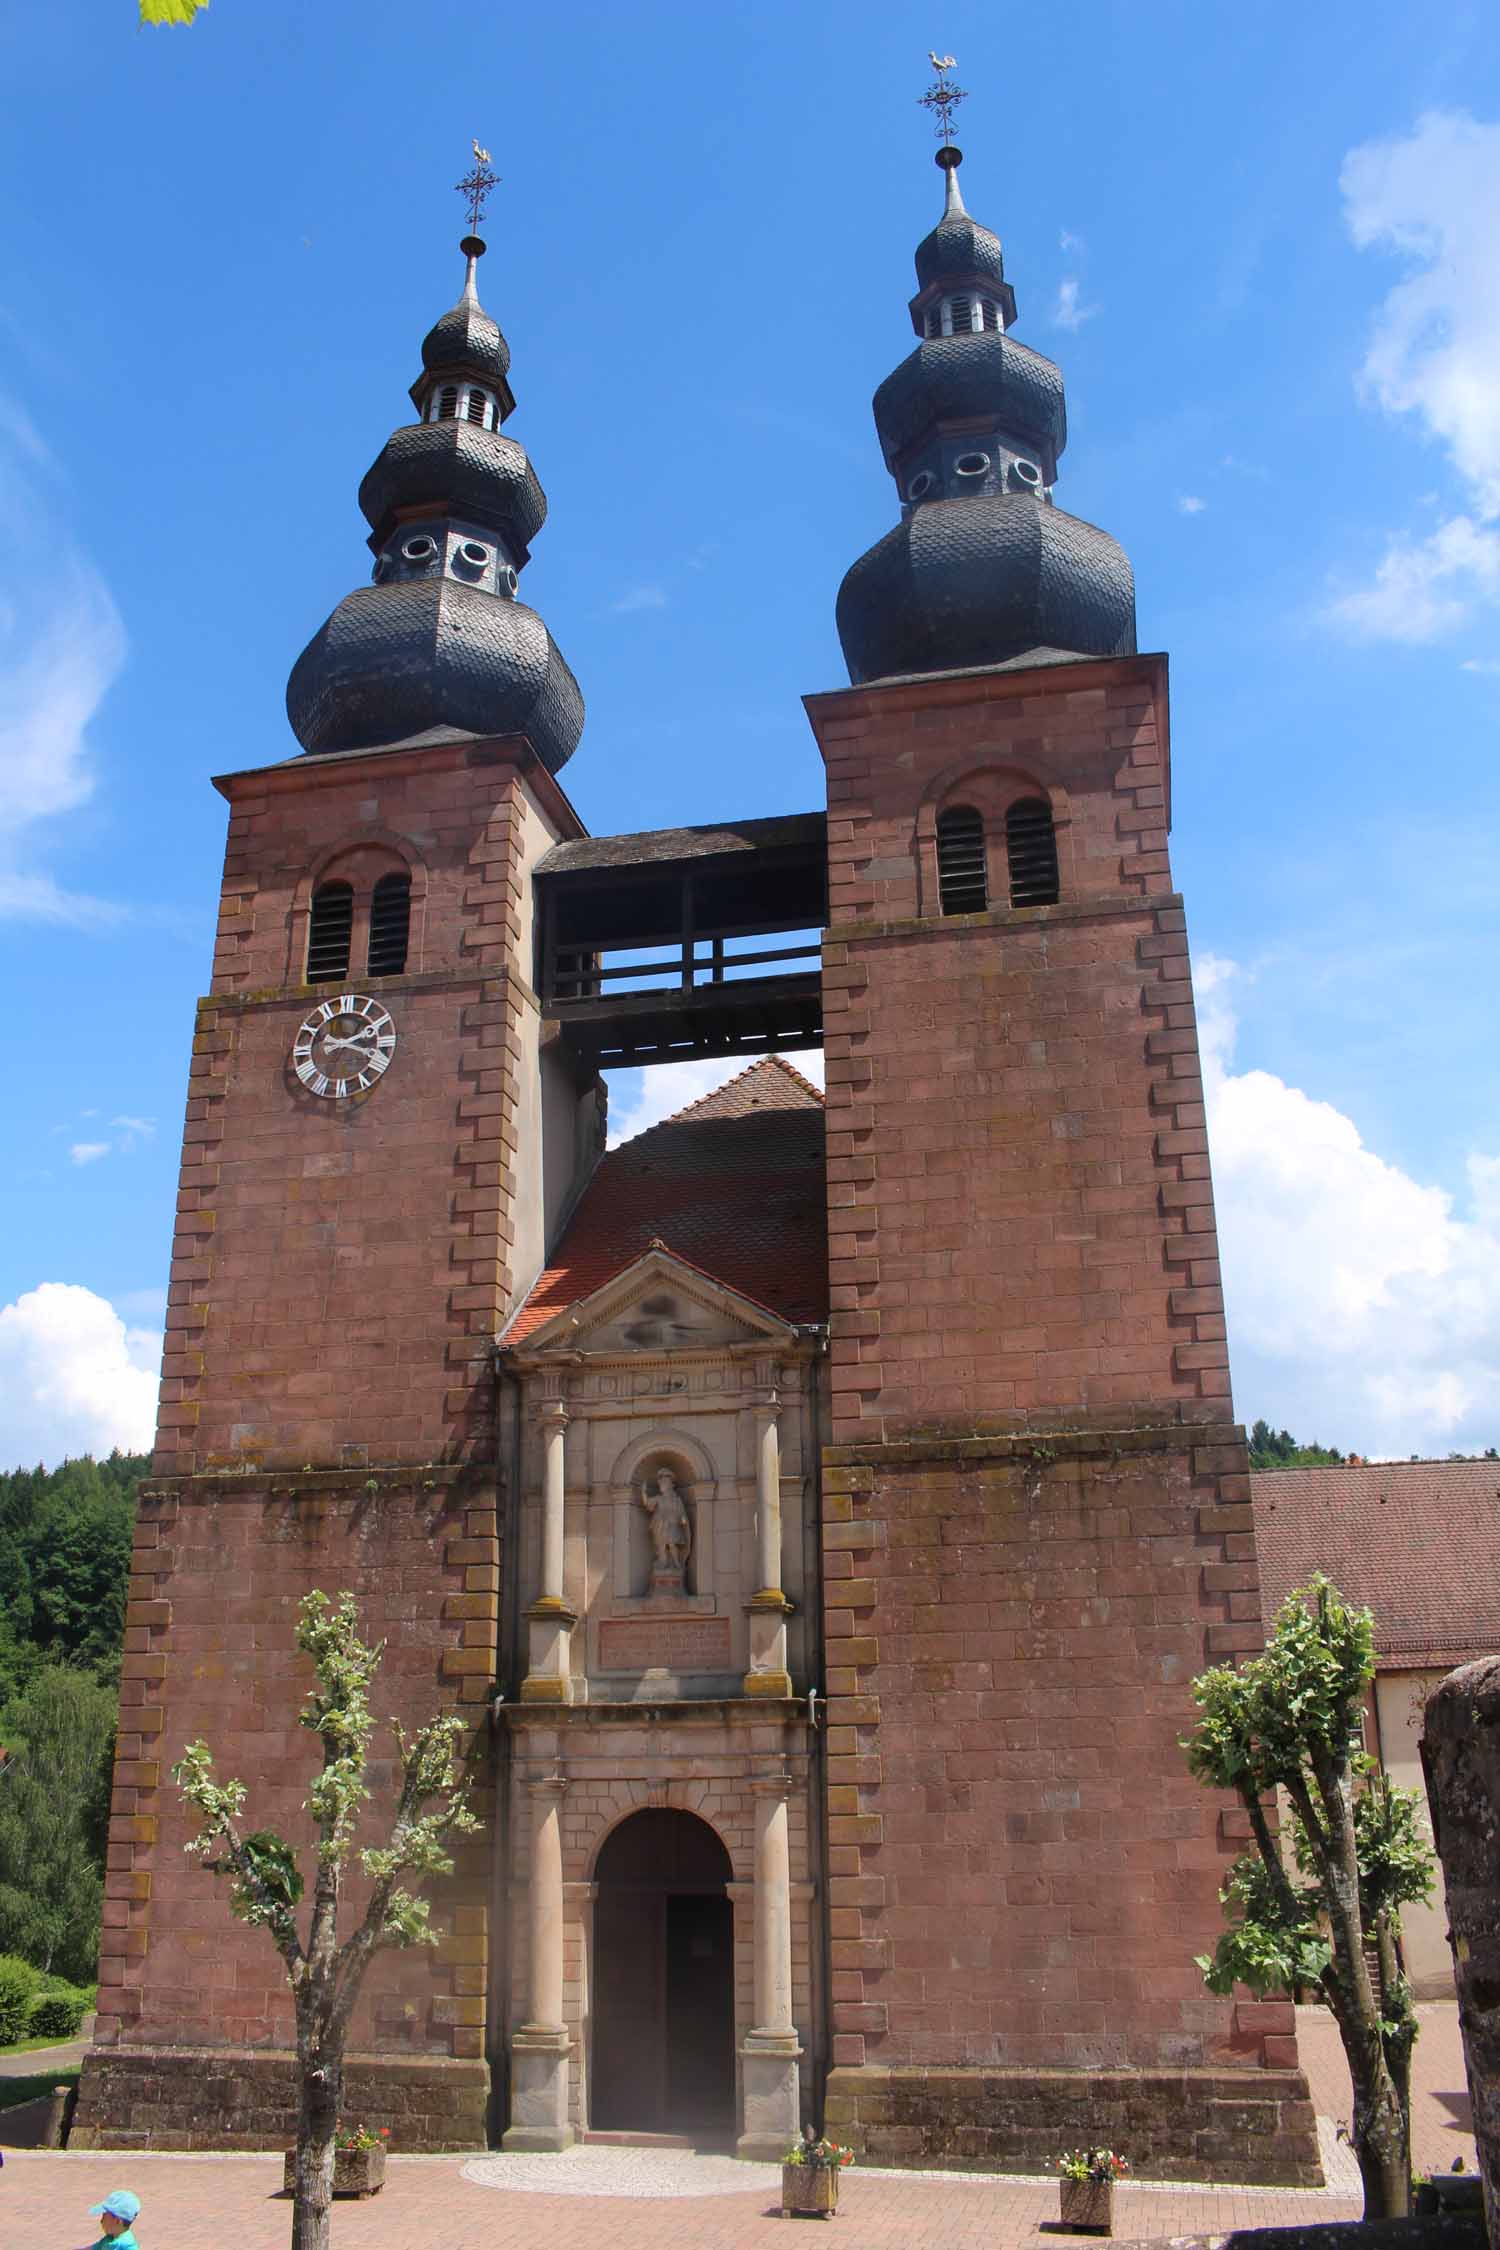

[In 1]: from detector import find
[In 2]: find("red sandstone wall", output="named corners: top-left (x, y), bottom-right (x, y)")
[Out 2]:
top-left (96, 1470), bottom-right (498, 2061)
top-left (809, 656), bottom-right (1230, 1441)
top-left (819, 1432), bottom-right (1265, 2072)
top-left (157, 737), bottom-right (577, 1475)
top-left (805, 655), bottom-right (1278, 2088)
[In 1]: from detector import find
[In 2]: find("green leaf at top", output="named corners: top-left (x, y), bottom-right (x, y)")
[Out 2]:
top-left (140, 0), bottom-right (210, 25)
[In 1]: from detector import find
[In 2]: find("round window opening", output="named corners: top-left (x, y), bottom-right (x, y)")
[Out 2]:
top-left (458, 541), bottom-right (489, 567)
top-left (401, 535), bottom-right (438, 563)
top-left (955, 452), bottom-right (991, 477)
top-left (907, 471), bottom-right (937, 501)
top-left (1012, 458), bottom-right (1042, 486)
top-left (499, 565), bottom-right (519, 598)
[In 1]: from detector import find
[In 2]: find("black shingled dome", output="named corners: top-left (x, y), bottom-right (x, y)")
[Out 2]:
top-left (837, 148), bottom-right (1136, 686)
top-left (286, 236), bottom-right (583, 772)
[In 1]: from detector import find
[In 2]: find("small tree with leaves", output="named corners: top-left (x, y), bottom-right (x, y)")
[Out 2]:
top-left (174, 1591), bottom-right (479, 2250)
top-left (1185, 1575), bottom-right (1433, 2220)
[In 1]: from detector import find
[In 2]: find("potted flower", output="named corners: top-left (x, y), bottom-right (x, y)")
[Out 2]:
top-left (781, 2127), bottom-right (854, 2218)
top-left (1057, 2147), bottom-right (1128, 2233)
top-left (282, 2123), bottom-right (390, 2199)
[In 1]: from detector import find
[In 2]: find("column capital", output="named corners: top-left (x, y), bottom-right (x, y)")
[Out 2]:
top-left (537, 1397), bottom-right (570, 1428)
top-left (751, 1767), bottom-right (794, 1801)
top-left (526, 1768), bottom-right (569, 1802)
top-left (752, 1396), bottom-right (781, 1425)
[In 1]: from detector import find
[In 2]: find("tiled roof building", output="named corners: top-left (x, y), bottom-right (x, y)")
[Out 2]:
top-left (1253, 1460), bottom-right (1500, 1672)
top-left (505, 1059), bottom-right (827, 1345)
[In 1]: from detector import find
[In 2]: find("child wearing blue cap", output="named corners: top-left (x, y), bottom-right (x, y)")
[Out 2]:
top-left (87, 2189), bottom-right (141, 2248)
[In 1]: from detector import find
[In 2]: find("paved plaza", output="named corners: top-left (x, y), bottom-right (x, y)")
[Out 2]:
top-left (0, 2007), bottom-right (1476, 2249)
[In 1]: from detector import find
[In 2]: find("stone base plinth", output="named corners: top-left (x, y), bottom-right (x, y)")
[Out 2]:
top-left (822, 2065), bottom-right (1323, 2186)
top-left (502, 2025), bottom-right (573, 2151)
top-left (69, 2045), bottom-right (488, 2152)
top-left (736, 2031), bottom-right (802, 2160)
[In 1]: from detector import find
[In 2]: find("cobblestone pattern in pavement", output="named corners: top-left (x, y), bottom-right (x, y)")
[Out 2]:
top-left (1294, 2004), bottom-right (1477, 2179)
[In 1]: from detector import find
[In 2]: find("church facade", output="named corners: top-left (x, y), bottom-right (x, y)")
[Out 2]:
top-left (73, 128), bottom-right (1321, 2183)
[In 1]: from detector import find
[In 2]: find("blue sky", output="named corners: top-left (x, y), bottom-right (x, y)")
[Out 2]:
top-left (3, 0), bottom-right (1499, 1464)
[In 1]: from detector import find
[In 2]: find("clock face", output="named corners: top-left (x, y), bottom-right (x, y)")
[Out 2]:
top-left (292, 994), bottom-right (396, 1099)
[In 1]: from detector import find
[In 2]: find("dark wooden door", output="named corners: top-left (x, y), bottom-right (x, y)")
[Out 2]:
top-left (589, 1811), bottom-right (734, 2139)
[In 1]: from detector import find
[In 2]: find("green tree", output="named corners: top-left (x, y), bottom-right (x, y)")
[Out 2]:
top-left (140, 0), bottom-right (209, 21)
top-left (174, 1591), bottom-right (479, 2250)
top-left (1247, 1419), bottom-right (1347, 1468)
top-left (1184, 1576), bottom-right (1434, 2219)
top-left (0, 1666), bottom-right (117, 1981)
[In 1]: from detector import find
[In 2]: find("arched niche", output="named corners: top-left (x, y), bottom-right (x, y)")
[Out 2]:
top-left (607, 1429), bottom-right (720, 1601)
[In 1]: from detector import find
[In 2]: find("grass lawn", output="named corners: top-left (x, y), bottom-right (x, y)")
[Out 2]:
top-left (0, 2033), bottom-right (86, 2057)
top-left (0, 2065), bottom-right (81, 2113)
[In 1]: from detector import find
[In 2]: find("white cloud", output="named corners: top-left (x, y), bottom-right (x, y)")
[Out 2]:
top-left (110, 1115), bottom-right (155, 1147)
top-left (1333, 111), bottom-right (1500, 640)
top-left (1460, 655), bottom-right (1500, 673)
top-left (1059, 229), bottom-right (1085, 255)
top-left (0, 398), bottom-right (127, 921)
top-left (606, 1049), bottom-right (825, 1149)
top-left (69, 1142), bottom-right (110, 1166)
top-left (0, 1282), bottom-right (160, 1468)
top-left (1051, 278), bottom-right (1098, 332)
top-left (609, 583), bottom-right (669, 616)
top-left (1329, 513), bottom-right (1500, 641)
top-left (1199, 956), bottom-right (1500, 1453)
top-left (1177, 495), bottom-right (1207, 516)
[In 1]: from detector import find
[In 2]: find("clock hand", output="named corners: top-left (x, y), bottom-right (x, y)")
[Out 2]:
top-left (322, 1030), bottom-right (378, 1052)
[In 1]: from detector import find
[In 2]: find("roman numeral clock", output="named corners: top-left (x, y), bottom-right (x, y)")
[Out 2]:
top-left (291, 994), bottom-right (397, 1100)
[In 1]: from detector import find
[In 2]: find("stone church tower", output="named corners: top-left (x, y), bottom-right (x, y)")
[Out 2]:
top-left (74, 133), bottom-right (1320, 2183)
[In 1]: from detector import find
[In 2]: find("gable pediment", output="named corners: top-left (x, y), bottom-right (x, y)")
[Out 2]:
top-left (505, 1245), bottom-right (798, 1362)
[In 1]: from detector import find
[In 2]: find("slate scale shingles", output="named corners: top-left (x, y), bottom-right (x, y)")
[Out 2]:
top-left (503, 1057), bottom-right (827, 1344)
top-left (1252, 1459), bottom-right (1500, 1667)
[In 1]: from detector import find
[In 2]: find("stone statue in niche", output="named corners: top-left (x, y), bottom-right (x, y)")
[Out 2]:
top-left (640, 1466), bottom-right (692, 1592)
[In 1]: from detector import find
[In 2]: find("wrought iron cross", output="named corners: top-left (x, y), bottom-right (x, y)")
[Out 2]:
top-left (918, 52), bottom-right (968, 144)
top-left (455, 138), bottom-right (500, 232)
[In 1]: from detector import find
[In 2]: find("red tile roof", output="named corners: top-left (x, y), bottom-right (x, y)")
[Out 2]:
top-left (1252, 1460), bottom-right (1500, 1669)
top-left (504, 1058), bottom-right (827, 1344)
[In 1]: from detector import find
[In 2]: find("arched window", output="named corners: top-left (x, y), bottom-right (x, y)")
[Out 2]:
top-left (464, 388), bottom-right (486, 424)
top-left (924, 304), bottom-right (941, 339)
top-left (306, 881), bottom-right (354, 983)
top-left (948, 295), bottom-right (973, 335)
top-left (1006, 796), bottom-right (1060, 907)
top-left (935, 805), bottom-right (988, 915)
top-left (367, 871), bottom-right (411, 977)
top-left (436, 384), bottom-right (460, 421)
top-left (980, 297), bottom-right (1002, 332)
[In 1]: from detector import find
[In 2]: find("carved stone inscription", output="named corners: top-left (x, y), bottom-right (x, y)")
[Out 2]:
top-left (598, 1617), bottom-right (732, 1674)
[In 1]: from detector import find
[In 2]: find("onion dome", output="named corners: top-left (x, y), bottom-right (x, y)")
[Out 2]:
top-left (836, 146), bottom-right (1135, 686)
top-left (286, 234), bottom-right (583, 772)
top-left (418, 235), bottom-right (513, 396)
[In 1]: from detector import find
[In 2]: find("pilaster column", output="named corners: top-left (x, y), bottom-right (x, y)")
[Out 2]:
top-left (737, 1767), bottom-right (802, 2158)
top-left (539, 1401), bottom-right (568, 1605)
top-left (503, 1770), bottom-right (573, 2150)
top-left (745, 1383), bottom-right (793, 1698)
top-left (755, 1398), bottom-right (783, 1594)
top-left (522, 1393), bottom-right (577, 1704)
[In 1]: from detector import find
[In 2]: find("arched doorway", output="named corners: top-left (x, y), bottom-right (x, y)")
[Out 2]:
top-left (590, 1809), bottom-right (736, 2139)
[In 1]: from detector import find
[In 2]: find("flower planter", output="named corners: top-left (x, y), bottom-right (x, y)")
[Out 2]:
top-left (281, 2146), bottom-right (387, 2199)
top-left (1058, 2176), bottom-right (1114, 2233)
top-left (781, 2163), bottom-right (839, 2218)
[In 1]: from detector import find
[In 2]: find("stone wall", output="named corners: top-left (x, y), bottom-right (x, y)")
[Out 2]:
top-left (809, 652), bottom-right (1230, 1443)
top-left (71, 1465), bottom-right (500, 2150)
top-left (158, 732), bottom-right (587, 1477)
top-left (71, 2049), bottom-right (487, 2152)
top-left (823, 2062), bottom-right (1322, 2184)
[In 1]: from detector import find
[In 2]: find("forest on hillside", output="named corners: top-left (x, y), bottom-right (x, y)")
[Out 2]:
top-left (0, 1453), bottom-right (145, 1984)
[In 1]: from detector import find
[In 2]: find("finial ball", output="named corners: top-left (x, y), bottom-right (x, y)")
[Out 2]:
top-left (460, 233), bottom-right (487, 259)
top-left (935, 143), bottom-right (963, 170)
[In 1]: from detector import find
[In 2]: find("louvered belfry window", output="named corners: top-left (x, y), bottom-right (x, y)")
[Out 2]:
top-left (935, 805), bottom-right (988, 915)
top-left (1006, 796), bottom-right (1060, 906)
top-left (438, 385), bottom-right (460, 420)
top-left (306, 881), bottom-right (354, 982)
top-left (367, 871), bottom-right (411, 977)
